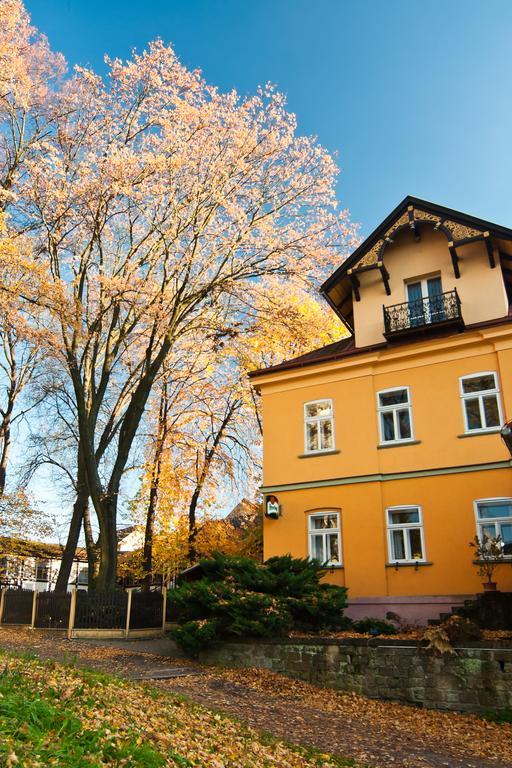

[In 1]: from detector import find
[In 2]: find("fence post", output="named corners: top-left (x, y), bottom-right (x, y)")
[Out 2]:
top-left (67, 589), bottom-right (77, 640)
top-left (0, 588), bottom-right (6, 625)
top-left (161, 587), bottom-right (167, 635)
top-left (125, 589), bottom-right (133, 638)
top-left (30, 590), bottom-right (38, 629)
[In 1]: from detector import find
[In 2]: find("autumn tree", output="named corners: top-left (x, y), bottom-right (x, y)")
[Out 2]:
top-left (2, 41), bottom-right (350, 589)
top-left (0, 0), bottom-right (65, 204)
top-left (136, 278), bottom-right (345, 578)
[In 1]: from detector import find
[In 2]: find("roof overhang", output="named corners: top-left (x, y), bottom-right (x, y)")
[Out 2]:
top-left (501, 422), bottom-right (512, 457)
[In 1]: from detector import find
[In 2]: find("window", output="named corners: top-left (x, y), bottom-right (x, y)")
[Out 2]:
top-left (377, 387), bottom-right (414, 444)
top-left (35, 559), bottom-right (50, 582)
top-left (308, 512), bottom-right (342, 566)
top-left (304, 400), bottom-right (334, 453)
top-left (460, 372), bottom-right (503, 433)
top-left (387, 506), bottom-right (425, 563)
top-left (475, 499), bottom-right (512, 556)
top-left (77, 567), bottom-right (89, 585)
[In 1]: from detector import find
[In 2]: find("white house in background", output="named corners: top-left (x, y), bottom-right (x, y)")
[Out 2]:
top-left (117, 525), bottom-right (145, 553)
top-left (0, 538), bottom-right (88, 591)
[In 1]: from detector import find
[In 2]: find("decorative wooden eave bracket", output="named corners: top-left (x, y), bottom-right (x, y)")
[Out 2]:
top-left (348, 207), bottom-right (498, 283)
top-left (347, 269), bottom-right (360, 301)
top-left (448, 230), bottom-right (493, 278)
top-left (407, 205), bottom-right (421, 242)
top-left (448, 243), bottom-right (461, 278)
top-left (347, 259), bottom-right (390, 300)
top-left (378, 261), bottom-right (391, 295)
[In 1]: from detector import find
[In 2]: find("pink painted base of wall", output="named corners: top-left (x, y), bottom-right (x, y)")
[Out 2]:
top-left (345, 594), bottom-right (476, 625)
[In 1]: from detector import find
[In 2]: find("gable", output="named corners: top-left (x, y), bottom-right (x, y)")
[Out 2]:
top-left (321, 196), bottom-right (512, 332)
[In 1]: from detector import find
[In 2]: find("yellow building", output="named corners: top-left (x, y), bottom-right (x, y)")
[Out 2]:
top-left (251, 197), bottom-right (512, 623)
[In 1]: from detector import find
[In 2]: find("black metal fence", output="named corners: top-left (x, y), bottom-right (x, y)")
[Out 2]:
top-left (0, 588), bottom-right (165, 634)
top-left (2, 588), bottom-right (33, 625)
top-left (35, 591), bottom-right (71, 629)
top-left (130, 591), bottom-right (163, 629)
top-left (75, 589), bottom-right (128, 630)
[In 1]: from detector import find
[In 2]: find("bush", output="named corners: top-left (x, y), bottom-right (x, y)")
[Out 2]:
top-left (352, 617), bottom-right (397, 635)
top-left (441, 615), bottom-right (482, 644)
top-left (170, 552), bottom-right (349, 655)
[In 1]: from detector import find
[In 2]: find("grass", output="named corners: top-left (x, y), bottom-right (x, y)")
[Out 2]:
top-left (0, 650), bottom-right (362, 767)
top-left (0, 665), bottom-right (164, 767)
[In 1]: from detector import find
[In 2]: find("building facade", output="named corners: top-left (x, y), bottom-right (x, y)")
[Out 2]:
top-left (251, 197), bottom-right (512, 623)
top-left (0, 539), bottom-right (88, 591)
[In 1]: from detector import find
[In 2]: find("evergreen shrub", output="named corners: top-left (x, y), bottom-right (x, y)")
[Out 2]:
top-left (170, 552), bottom-right (349, 654)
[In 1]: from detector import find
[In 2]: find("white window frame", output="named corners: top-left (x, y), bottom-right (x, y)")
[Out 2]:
top-left (386, 505), bottom-right (426, 564)
top-left (459, 372), bottom-right (503, 434)
top-left (308, 511), bottom-right (342, 567)
top-left (474, 498), bottom-right (512, 558)
top-left (303, 399), bottom-right (335, 454)
top-left (377, 386), bottom-right (415, 445)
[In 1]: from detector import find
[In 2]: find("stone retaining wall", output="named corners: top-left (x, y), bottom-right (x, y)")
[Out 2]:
top-left (199, 638), bottom-right (512, 713)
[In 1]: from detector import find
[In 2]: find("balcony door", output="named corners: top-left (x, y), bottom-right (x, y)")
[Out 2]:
top-left (406, 276), bottom-right (443, 327)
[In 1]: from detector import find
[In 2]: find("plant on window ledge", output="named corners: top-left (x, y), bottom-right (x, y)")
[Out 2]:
top-left (469, 534), bottom-right (504, 591)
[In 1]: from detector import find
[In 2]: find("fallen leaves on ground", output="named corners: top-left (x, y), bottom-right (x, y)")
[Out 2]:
top-left (0, 650), bottom-right (357, 768)
top-left (186, 665), bottom-right (512, 765)
top-left (1, 628), bottom-right (511, 768)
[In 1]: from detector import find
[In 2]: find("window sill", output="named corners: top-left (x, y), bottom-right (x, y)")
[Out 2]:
top-left (298, 449), bottom-right (340, 458)
top-left (458, 429), bottom-right (502, 438)
top-left (319, 564), bottom-right (344, 570)
top-left (385, 561), bottom-right (433, 569)
top-left (377, 440), bottom-right (421, 449)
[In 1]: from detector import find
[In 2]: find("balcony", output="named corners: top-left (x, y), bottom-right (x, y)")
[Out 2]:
top-left (383, 289), bottom-right (464, 340)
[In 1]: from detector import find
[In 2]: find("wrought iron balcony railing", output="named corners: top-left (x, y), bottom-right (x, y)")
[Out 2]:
top-left (383, 289), bottom-right (464, 339)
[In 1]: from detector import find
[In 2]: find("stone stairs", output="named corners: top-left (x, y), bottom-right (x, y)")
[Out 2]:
top-left (427, 598), bottom-right (475, 626)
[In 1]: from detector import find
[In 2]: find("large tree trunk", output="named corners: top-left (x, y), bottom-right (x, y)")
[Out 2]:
top-left (142, 483), bottom-right (158, 590)
top-left (55, 452), bottom-right (89, 591)
top-left (0, 368), bottom-right (16, 496)
top-left (188, 487), bottom-right (201, 563)
top-left (69, 334), bottom-right (172, 591)
top-left (83, 503), bottom-right (99, 589)
top-left (142, 382), bottom-right (168, 590)
top-left (0, 410), bottom-right (12, 496)
top-left (95, 495), bottom-right (118, 590)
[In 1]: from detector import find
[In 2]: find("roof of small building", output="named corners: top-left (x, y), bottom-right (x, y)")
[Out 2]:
top-left (0, 536), bottom-right (87, 561)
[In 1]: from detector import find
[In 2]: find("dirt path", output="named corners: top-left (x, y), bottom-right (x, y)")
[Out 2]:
top-left (0, 628), bottom-right (510, 768)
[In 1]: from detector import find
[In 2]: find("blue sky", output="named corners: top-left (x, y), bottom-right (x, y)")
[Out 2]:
top-left (26, 0), bottom-right (512, 236)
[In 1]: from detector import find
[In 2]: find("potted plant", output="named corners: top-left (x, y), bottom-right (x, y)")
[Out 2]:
top-left (469, 534), bottom-right (504, 591)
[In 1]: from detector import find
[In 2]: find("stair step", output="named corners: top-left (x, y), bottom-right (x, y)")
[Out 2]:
top-left (428, 619), bottom-right (441, 626)
top-left (439, 612), bottom-right (452, 621)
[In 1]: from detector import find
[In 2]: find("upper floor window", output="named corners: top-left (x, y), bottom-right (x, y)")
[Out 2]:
top-left (304, 400), bottom-right (334, 453)
top-left (475, 499), bottom-right (512, 556)
top-left (459, 372), bottom-right (503, 433)
top-left (386, 506), bottom-right (425, 563)
top-left (377, 387), bottom-right (414, 444)
top-left (308, 511), bottom-right (342, 566)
